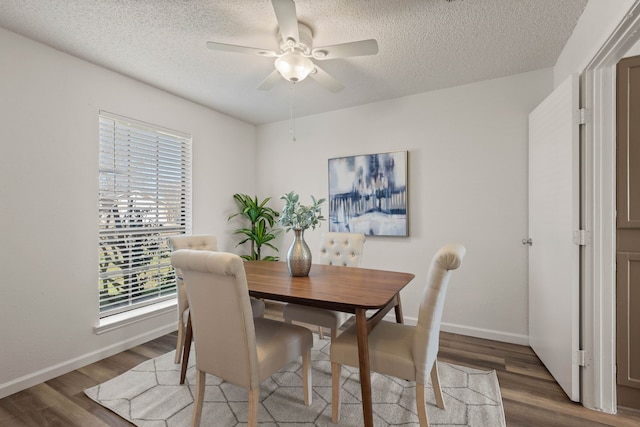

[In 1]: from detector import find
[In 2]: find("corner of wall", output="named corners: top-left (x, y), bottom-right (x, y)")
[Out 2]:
top-left (554, 0), bottom-right (636, 86)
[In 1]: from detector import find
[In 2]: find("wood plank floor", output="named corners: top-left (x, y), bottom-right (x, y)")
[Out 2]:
top-left (2, 305), bottom-right (639, 426)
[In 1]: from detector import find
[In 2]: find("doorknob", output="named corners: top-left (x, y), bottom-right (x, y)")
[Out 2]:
top-left (522, 238), bottom-right (533, 246)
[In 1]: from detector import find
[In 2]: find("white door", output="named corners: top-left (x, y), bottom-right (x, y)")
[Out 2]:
top-left (528, 74), bottom-right (580, 402)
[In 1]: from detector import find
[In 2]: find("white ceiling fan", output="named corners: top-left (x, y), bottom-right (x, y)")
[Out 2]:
top-left (206, 0), bottom-right (379, 93)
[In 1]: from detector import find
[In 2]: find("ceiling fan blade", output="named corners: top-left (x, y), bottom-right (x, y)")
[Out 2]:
top-left (257, 69), bottom-right (282, 91)
top-left (312, 39), bottom-right (378, 60)
top-left (272, 0), bottom-right (300, 46)
top-left (309, 65), bottom-right (344, 93)
top-left (206, 41), bottom-right (278, 57)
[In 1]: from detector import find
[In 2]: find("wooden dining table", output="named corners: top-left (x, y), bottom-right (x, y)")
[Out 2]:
top-left (181, 260), bottom-right (415, 427)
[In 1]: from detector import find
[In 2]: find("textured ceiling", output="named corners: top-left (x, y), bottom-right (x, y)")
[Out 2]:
top-left (0, 0), bottom-right (588, 125)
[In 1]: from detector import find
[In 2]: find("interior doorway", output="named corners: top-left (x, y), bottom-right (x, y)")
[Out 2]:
top-left (615, 55), bottom-right (640, 410)
top-left (581, 0), bottom-right (640, 414)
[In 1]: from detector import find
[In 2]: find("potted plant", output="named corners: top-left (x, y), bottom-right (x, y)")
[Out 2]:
top-left (228, 194), bottom-right (280, 261)
top-left (278, 191), bottom-right (326, 276)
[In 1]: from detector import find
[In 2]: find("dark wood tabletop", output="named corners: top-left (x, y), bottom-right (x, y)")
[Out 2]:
top-left (244, 260), bottom-right (415, 312)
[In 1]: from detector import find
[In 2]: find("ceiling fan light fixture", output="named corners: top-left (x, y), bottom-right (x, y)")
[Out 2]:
top-left (275, 51), bottom-right (314, 82)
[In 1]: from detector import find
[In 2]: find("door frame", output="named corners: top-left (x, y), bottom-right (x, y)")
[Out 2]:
top-left (582, 0), bottom-right (640, 413)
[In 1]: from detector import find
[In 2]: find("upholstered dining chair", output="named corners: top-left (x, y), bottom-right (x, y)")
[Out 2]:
top-left (330, 243), bottom-right (466, 427)
top-left (168, 234), bottom-right (265, 363)
top-left (282, 232), bottom-right (366, 340)
top-left (170, 250), bottom-right (313, 427)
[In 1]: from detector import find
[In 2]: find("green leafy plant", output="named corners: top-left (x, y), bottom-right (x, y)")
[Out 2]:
top-left (278, 191), bottom-right (326, 231)
top-left (228, 194), bottom-right (280, 261)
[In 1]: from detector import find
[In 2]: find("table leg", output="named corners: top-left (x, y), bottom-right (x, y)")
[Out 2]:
top-left (180, 313), bottom-right (192, 384)
top-left (355, 308), bottom-right (374, 427)
top-left (394, 294), bottom-right (404, 324)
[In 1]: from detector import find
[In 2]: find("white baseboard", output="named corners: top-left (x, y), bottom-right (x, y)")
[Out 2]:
top-left (393, 314), bottom-right (529, 346)
top-left (0, 323), bottom-right (176, 400)
top-left (440, 322), bottom-right (529, 346)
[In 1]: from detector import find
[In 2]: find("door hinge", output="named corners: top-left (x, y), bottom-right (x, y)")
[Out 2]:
top-left (573, 230), bottom-right (589, 246)
top-left (576, 108), bottom-right (589, 125)
top-left (575, 350), bottom-right (586, 367)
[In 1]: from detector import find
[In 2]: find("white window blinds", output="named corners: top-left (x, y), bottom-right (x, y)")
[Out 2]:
top-left (98, 112), bottom-right (192, 317)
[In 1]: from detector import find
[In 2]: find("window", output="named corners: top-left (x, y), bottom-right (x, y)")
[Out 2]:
top-left (98, 112), bottom-right (192, 317)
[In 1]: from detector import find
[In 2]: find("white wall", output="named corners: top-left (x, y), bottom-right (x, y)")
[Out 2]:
top-left (0, 28), bottom-right (256, 398)
top-left (256, 69), bottom-right (553, 344)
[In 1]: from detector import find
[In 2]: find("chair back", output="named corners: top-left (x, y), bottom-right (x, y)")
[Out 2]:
top-left (168, 234), bottom-right (218, 250)
top-left (168, 234), bottom-right (217, 313)
top-left (412, 243), bottom-right (466, 383)
top-left (170, 250), bottom-right (259, 389)
top-left (168, 234), bottom-right (218, 278)
top-left (318, 232), bottom-right (366, 267)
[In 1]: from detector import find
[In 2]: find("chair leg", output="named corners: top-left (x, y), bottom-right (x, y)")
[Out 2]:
top-left (430, 359), bottom-right (446, 409)
top-left (248, 388), bottom-right (260, 427)
top-left (175, 318), bottom-right (185, 364)
top-left (302, 350), bottom-right (312, 405)
top-left (318, 326), bottom-right (325, 340)
top-left (331, 362), bottom-right (342, 423)
top-left (180, 315), bottom-right (193, 384)
top-left (191, 370), bottom-right (205, 427)
top-left (416, 383), bottom-right (430, 427)
top-left (330, 327), bottom-right (338, 341)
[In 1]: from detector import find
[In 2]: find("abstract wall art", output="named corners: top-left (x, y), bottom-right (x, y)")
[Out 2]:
top-left (328, 151), bottom-right (408, 236)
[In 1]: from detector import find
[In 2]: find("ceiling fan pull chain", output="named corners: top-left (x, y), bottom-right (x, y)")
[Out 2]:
top-left (290, 82), bottom-right (297, 142)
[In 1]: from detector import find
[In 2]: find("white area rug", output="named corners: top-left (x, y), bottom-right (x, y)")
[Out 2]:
top-left (85, 336), bottom-right (506, 426)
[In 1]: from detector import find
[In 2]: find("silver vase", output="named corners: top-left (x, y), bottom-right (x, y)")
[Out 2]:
top-left (287, 229), bottom-right (312, 276)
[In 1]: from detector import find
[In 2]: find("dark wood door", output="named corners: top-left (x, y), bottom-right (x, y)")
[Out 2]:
top-left (616, 55), bottom-right (640, 410)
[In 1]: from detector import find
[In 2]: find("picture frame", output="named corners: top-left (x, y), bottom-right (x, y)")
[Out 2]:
top-left (328, 150), bottom-right (408, 236)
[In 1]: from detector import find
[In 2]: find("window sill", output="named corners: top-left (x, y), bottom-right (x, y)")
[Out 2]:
top-left (94, 299), bottom-right (177, 335)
